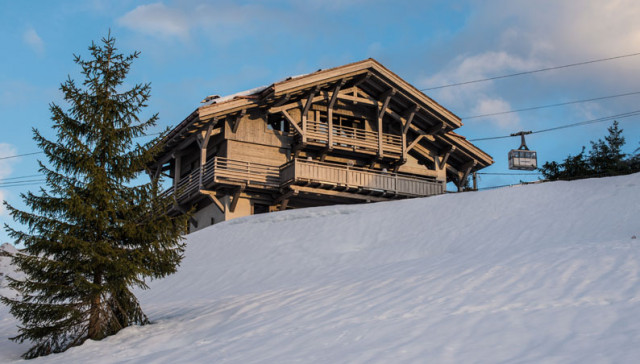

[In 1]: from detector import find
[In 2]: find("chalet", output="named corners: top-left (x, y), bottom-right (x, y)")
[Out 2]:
top-left (150, 59), bottom-right (493, 231)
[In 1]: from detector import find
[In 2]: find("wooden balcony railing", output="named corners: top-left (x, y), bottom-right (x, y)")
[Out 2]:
top-left (209, 157), bottom-right (281, 188)
top-left (304, 121), bottom-right (403, 156)
top-left (163, 157), bottom-right (281, 202)
top-left (163, 157), bottom-right (444, 204)
top-left (280, 159), bottom-right (444, 197)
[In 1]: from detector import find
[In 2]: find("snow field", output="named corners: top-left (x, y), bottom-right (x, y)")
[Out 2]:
top-left (1, 173), bottom-right (639, 363)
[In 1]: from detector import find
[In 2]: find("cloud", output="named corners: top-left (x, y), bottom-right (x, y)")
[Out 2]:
top-left (420, 51), bottom-right (540, 128)
top-left (0, 143), bottom-right (18, 216)
top-left (468, 97), bottom-right (520, 129)
top-left (23, 27), bottom-right (44, 55)
top-left (117, 3), bottom-right (190, 40)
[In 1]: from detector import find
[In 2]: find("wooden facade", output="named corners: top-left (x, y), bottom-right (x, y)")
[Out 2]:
top-left (150, 59), bottom-right (493, 231)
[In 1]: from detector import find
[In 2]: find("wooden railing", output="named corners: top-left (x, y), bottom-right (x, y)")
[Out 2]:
top-left (209, 157), bottom-right (280, 188)
top-left (304, 121), bottom-right (403, 155)
top-left (163, 157), bottom-right (443, 203)
top-left (280, 159), bottom-right (444, 197)
top-left (162, 157), bottom-right (281, 202)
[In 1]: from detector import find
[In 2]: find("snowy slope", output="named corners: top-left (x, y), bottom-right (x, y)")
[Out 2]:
top-left (1, 174), bottom-right (639, 363)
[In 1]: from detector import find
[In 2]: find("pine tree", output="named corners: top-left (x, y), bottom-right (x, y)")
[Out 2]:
top-left (539, 120), bottom-right (639, 180)
top-left (588, 120), bottom-right (627, 175)
top-left (1, 34), bottom-right (189, 359)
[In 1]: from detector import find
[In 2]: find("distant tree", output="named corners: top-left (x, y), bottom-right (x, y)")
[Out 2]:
top-left (1, 34), bottom-right (189, 359)
top-left (540, 121), bottom-right (639, 180)
top-left (587, 121), bottom-right (626, 175)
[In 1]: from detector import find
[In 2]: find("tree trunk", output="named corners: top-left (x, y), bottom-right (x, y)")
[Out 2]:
top-left (87, 269), bottom-right (103, 340)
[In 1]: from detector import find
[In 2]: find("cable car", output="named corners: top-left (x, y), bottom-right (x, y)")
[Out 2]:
top-left (508, 131), bottom-right (537, 170)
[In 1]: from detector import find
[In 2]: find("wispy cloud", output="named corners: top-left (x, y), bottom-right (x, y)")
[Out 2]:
top-left (421, 51), bottom-right (543, 129)
top-left (0, 143), bottom-right (18, 216)
top-left (117, 3), bottom-right (190, 40)
top-left (23, 27), bottom-right (44, 55)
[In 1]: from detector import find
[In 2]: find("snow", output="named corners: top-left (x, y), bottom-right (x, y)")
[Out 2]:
top-left (199, 85), bottom-right (269, 107)
top-left (1, 173), bottom-right (640, 363)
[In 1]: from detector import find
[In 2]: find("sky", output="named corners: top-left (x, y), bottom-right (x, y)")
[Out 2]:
top-left (1, 0), bottom-right (640, 243)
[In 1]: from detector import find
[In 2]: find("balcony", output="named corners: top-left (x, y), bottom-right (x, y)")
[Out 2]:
top-left (303, 121), bottom-right (403, 157)
top-left (280, 159), bottom-right (444, 197)
top-left (165, 157), bottom-right (280, 203)
top-left (163, 157), bottom-right (444, 204)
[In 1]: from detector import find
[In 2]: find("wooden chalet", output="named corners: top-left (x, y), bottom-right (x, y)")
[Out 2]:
top-left (150, 59), bottom-right (493, 231)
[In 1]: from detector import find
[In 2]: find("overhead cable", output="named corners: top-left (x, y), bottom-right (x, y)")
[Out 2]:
top-left (462, 90), bottom-right (640, 119)
top-left (470, 110), bottom-right (640, 141)
top-left (421, 51), bottom-right (640, 91)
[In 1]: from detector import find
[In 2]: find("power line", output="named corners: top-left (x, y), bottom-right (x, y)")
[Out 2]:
top-left (421, 51), bottom-right (640, 91)
top-left (0, 174), bottom-right (42, 182)
top-left (0, 132), bottom-right (164, 161)
top-left (0, 179), bottom-right (47, 188)
top-left (478, 172), bottom-right (540, 176)
top-left (462, 90), bottom-right (640, 119)
top-left (470, 109), bottom-right (640, 141)
top-left (0, 151), bottom-right (43, 161)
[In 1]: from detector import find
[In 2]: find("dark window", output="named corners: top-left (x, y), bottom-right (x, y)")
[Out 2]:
top-left (267, 113), bottom-right (288, 132)
top-left (253, 203), bottom-right (270, 214)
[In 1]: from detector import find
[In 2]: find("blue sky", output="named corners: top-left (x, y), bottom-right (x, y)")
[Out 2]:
top-left (1, 0), bottom-right (640, 243)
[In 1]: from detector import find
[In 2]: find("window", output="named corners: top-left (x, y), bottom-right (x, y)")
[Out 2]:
top-left (253, 203), bottom-right (269, 214)
top-left (267, 113), bottom-right (289, 132)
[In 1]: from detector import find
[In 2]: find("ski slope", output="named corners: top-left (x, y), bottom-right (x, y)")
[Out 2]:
top-left (1, 173), bottom-right (640, 363)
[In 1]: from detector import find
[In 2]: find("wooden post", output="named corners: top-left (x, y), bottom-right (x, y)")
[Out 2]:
top-left (472, 172), bottom-right (478, 191)
top-left (302, 87), bottom-right (318, 144)
top-left (327, 80), bottom-right (345, 149)
top-left (377, 89), bottom-right (394, 158)
top-left (401, 106), bottom-right (418, 163)
top-left (198, 124), bottom-right (214, 188)
top-left (173, 151), bottom-right (182, 196)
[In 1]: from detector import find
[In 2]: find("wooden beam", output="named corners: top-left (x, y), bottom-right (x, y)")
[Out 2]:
top-left (457, 160), bottom-right (477, 191)
top-left (231, 109), bottom-right (246, 133)
top-left (425, 121), bottom-right (443, 135)
top-left (401, 105), bottom-right (418, 162)
top-left (439, 145), bottom-right (455, 167)
top-left (199, 124), bottom-right (214, 188)
top-left (402, 105), bottom-right (419, 135)
top-left (353, 72), bottom-right (371, 87)
top-left (327, 80), bottom-right (346, 149)
top-left (273, 94), bottom-right (290, 108)
top-left (228, 186), bottom-right (245, 213)
top-left (281, 110), bottom-right (304, 135)
top-left (173, 151), bottom-right (182, 194)
top-left (301, 87), bottom-right (319, 144)
top-left (407, 135), bottom-right (425, 152)
top-left (377, 89), bottom-right (395, 158)
top-left (200, 189), bottom-right (224, 212)
top-left (289, 185), bottom-right (389, 202)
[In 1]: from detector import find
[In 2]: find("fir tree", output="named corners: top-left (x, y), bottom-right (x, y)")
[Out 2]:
top-left (1, 34), bottom-right (189, 359)
top-left (539, 120), bottom-right (639, 180)
top-left (588, 120), bottom-right (626, 175)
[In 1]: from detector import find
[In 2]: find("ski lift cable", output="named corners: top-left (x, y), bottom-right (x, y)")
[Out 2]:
top-left (470, 110), bottom-right (640, 141)
top-left (421, 51), bottom-right (640, 91)
top-left (462, 90), bottom-right (640, 119)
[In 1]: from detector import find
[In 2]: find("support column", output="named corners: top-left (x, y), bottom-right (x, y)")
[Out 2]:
top-left (173, 151), bottom-right (182, 196)
top-left (401, 106), bottom-right (417, 163)
top-left (377, 89), bottom-right (394, 158)
top-left (198, 124), bottom-right (214, 188)
top-left (327, 80), bottom-right (345, 149)
top-left (301, 87), bottom-right (318, 144)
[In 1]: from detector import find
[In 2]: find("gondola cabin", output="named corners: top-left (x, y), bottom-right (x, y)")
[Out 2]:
top-left (508, 149), bottom-right (537, 170)
top-left (508, 131), bottom-right (537, 171)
